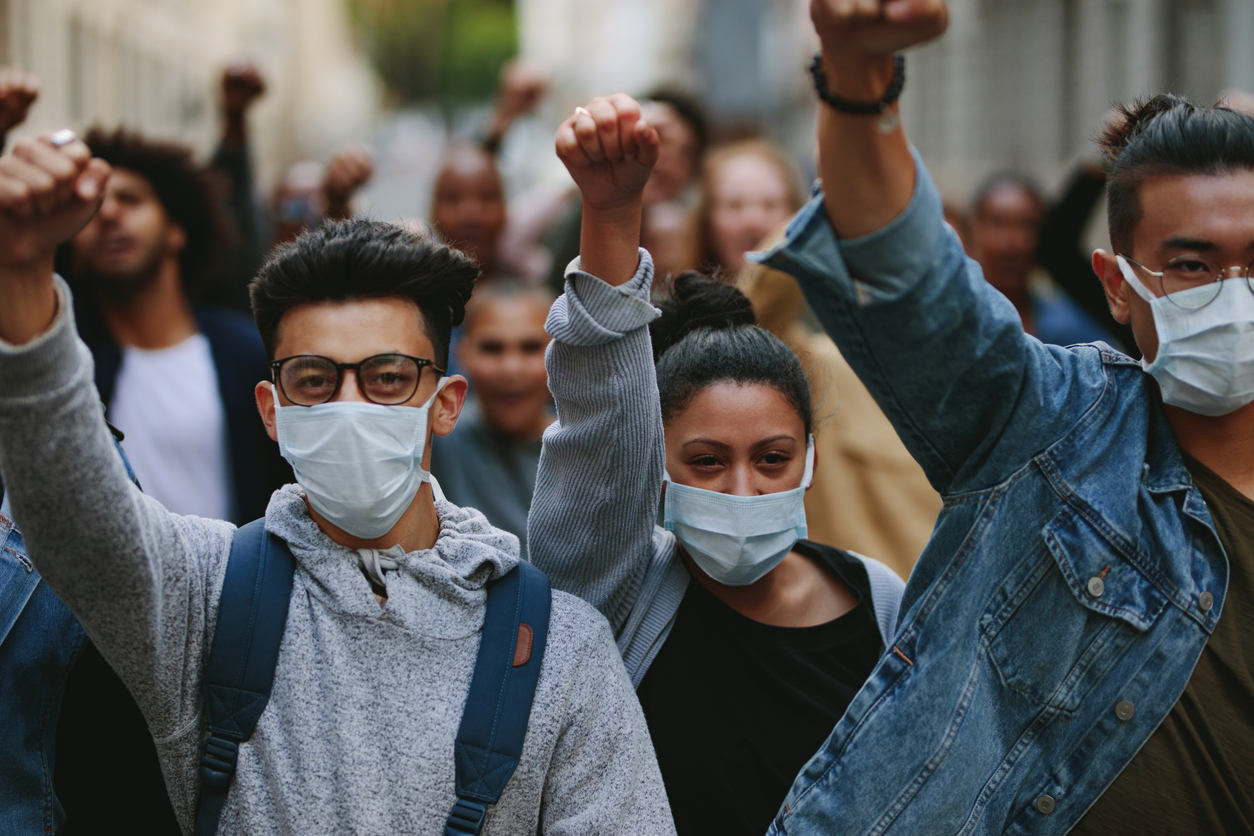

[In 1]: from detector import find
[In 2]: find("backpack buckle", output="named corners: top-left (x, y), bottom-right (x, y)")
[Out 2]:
top-left (445, 798), bottom-right (489, 835)
top-left (199, 735), bottom-right (239, 789)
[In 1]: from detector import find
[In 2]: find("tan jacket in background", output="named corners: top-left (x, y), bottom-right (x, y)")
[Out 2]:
top-left (740, 239), bottom-right (941, 581)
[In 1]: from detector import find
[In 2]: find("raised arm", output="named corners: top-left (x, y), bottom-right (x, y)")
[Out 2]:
top-left (0, 135), bottom-right (231, 739)
top-left (527, 96), bottom-right (668, 633)
top-left (759, 1), bottom-right (1110, 495)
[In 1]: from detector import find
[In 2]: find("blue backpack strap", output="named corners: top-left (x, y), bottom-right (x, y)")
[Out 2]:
top-left (445, 561), bottom-right (552, 836)
top-left (194, 518), bottom-right (296, 836)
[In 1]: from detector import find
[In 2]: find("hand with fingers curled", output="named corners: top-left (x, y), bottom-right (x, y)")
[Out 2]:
top-left (0, 133), bottom-right (111, 273)
top-left (810, 0), bottom-right (948, 59)
top-left (555, 94), bottom-right (662, 214)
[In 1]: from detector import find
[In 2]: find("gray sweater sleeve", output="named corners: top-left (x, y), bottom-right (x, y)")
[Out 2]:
top-left (528, 251), bottom-right (664, 635)
top-left (0, 279), bottom-right (232, 743)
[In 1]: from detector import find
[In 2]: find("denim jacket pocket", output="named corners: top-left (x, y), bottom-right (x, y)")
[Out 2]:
top-left (979, 506), bottom-right (1167, 712)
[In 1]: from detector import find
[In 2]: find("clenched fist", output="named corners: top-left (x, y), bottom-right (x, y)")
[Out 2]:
top-left (555, 95), bottom-right (660, 213)
top-left (0, 134), bottom-right (110, 270)
top-left (811, 0), bottom-right (948, 58)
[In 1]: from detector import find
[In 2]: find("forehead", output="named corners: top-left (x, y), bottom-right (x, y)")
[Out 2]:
top-left (713, 154), bottom-right (789, 199)
top-left (975, 184), bottom-right (1040, 219)
top-left (665, 381), bottom-right (804, 440)
top-left (1133, 171), bottom-right (1254, 255)
top-left (434, 152), bottom-right (502, 195)
top-left (106, 167), bottom-right (159, 199)
top-left (643, 103), bottom-right (697, 149)
top-left (464, 294), bottom-right (550, 338)
top-left (275, 297), bottom-right (436, 361)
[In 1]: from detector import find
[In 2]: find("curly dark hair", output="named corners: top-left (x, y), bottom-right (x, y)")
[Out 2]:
top-left (250, 218), bottom-right (480, 367)
top-left (1097, 94), bottom-right (1254, 252)
top-left (83, 128), bottom-right (230, 297)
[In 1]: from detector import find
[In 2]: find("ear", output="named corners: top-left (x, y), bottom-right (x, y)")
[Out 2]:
top-left (1092, 248), bottom-right (1133, 325)
top-left (255, 380), bottom-right (278, 442)
top-left (166, 221), bottom-right (188, 257)
top-left (430, 375), bottom-right (469, 437)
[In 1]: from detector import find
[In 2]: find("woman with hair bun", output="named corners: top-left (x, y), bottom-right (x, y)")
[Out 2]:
top-left (528, 95), bottom-right (904, 836)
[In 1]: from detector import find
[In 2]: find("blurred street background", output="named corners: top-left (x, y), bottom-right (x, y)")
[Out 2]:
top-left (3, 0), bottom-right (1253, 237)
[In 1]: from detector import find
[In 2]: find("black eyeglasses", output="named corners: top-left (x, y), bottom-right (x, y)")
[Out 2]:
top-left (271, 354), bottom-right (445, 406)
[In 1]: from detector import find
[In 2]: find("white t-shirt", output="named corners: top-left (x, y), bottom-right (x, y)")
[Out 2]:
top-left (108, 333), bottom-right (232, 520)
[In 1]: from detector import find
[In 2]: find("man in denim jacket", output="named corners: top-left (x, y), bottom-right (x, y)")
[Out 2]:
top-left (755, 2), bottom-right (1253, 834)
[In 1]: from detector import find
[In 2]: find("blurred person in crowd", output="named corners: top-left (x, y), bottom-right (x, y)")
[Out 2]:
top-left (970, 171), bottom-right (1120, 347)
top-left (431, 282), bottom-right (555, 557)
top-left (431, 143), bottom-right (510, 281)
top-left (942, 196), bottom-right (972, 252)
top-left (739, 248), bottom-right (941, 580)
top-left (0, 78), bottom-right (180, 835)
top-left (682, 140), bottom-right (805, 276)
top-left (0, 130), bottom-right (674, 833)
top-left (65, 128), bottom-right (291, 523)
top-left (544, 88), bottom-right (709, 292)
top-left (271, 146), bottom-right (375, 246)
top-left (532, 94), bottom-right (904, 836)
top-left (753, 1), bottom-right (1254, 832)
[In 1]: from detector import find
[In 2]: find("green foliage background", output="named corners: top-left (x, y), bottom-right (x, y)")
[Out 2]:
top-left (347, 0), bottom-right (517, 105)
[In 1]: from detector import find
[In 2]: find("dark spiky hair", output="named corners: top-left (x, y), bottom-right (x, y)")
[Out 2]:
top-left (1098, 94), bottom-right (1254, 252)
top-left (249, 219), bottom-right (479, 367)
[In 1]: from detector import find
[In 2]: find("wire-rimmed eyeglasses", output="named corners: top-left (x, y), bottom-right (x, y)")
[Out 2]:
top-left (1121, 254), bottom-right (1254, 310)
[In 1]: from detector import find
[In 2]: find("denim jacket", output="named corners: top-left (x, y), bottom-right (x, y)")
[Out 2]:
top-left (755, 154), bottom-right (1227, 835)
top-left (0, 437), bottom-right (136, 835)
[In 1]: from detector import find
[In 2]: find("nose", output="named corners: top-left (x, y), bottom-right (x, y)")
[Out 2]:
top-left (727, 464), bottom-right (756, 497)
top-left (333, 369), bottom-right (369, 403)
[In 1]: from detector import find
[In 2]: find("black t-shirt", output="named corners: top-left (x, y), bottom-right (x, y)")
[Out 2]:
top-left (1073, 454), bottom-right (1254, 834)
top-left (635, 541), bottom-right (884, 836)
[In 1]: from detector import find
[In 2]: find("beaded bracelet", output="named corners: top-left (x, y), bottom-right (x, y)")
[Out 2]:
top-left (808, 52), bottom-right (906, 133)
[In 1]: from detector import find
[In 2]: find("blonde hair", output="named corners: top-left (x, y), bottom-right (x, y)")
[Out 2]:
top-left (680, 140), bottom-right (806, 276)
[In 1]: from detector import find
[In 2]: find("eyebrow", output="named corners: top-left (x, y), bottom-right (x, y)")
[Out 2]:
top-left (680, 435), bottom-right (798, 450)
top-left (1159, 237), bottom-right (1218, 252)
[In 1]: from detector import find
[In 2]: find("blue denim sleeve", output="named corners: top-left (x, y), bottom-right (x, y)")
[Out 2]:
top-left (755, 151), bottom-right (1111, 495)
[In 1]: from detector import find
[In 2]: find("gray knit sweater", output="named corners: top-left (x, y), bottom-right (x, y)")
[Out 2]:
top-left (529, 251), bottom-right (905, 687)
top-left (0, 279), bottom-right (675, 836)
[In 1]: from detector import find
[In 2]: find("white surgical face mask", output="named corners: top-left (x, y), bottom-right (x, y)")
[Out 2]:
top-left (1118, 256), bottom-right (1254, 416)
top-left (663, 436), bottom-right (814, 587)
top-left (274, 378), bottom-right (450, 539)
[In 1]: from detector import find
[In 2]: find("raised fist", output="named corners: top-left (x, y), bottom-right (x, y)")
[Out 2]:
top-left (555, 95), bottom-right (660, 212)
top-left (810, 0), bottom-right (948, 58)
top-left (0, 134), bottom-right (111, 270)
top-left (222, 63), bottom-right (267, 117)
top-left (322, 145), bottom-right (374, 218)
top-left (0, 67), bottom-right (40, 139)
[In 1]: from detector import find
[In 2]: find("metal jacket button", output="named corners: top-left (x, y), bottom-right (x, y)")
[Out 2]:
top-left (1199, 591), bottom-right (1214, 612)
top-left (1087, 576), bottom-right (1105, 598)
top-left (1116, 700), bottom-right (1136, 721)
top-left (1036, 795), bottom-right (1056, 814)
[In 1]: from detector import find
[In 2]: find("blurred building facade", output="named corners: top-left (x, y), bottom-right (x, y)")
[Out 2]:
top-left (518, 0), bottom-right (1254, 200)
top-left (904, 0), bottom-right (1254, 195)
top-left (0, 0), bottom-right (379, 188)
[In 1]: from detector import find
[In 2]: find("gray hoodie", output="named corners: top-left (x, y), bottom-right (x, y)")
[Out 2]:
top-left (0, 280), bottom-right (675, 835)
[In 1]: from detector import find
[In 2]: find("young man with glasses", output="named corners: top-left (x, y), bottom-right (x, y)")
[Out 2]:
top-left (0, 135), bottom-right (674, 834)
top-left (750, 1), bottom-right (1254, 834)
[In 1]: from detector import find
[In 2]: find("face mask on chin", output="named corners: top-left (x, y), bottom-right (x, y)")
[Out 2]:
top-left (663, 436), bottom-right (814, 587)
top-left (274, 378), bottom-right (451, 540)
top-left (1117, 256), bottom-right (1254, 416)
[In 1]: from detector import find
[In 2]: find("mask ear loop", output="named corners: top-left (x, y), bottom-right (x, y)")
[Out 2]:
top-left (802, 434), bottom-right (816, 489)
top-left (1117, 255), bottom-right (1159, 304)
